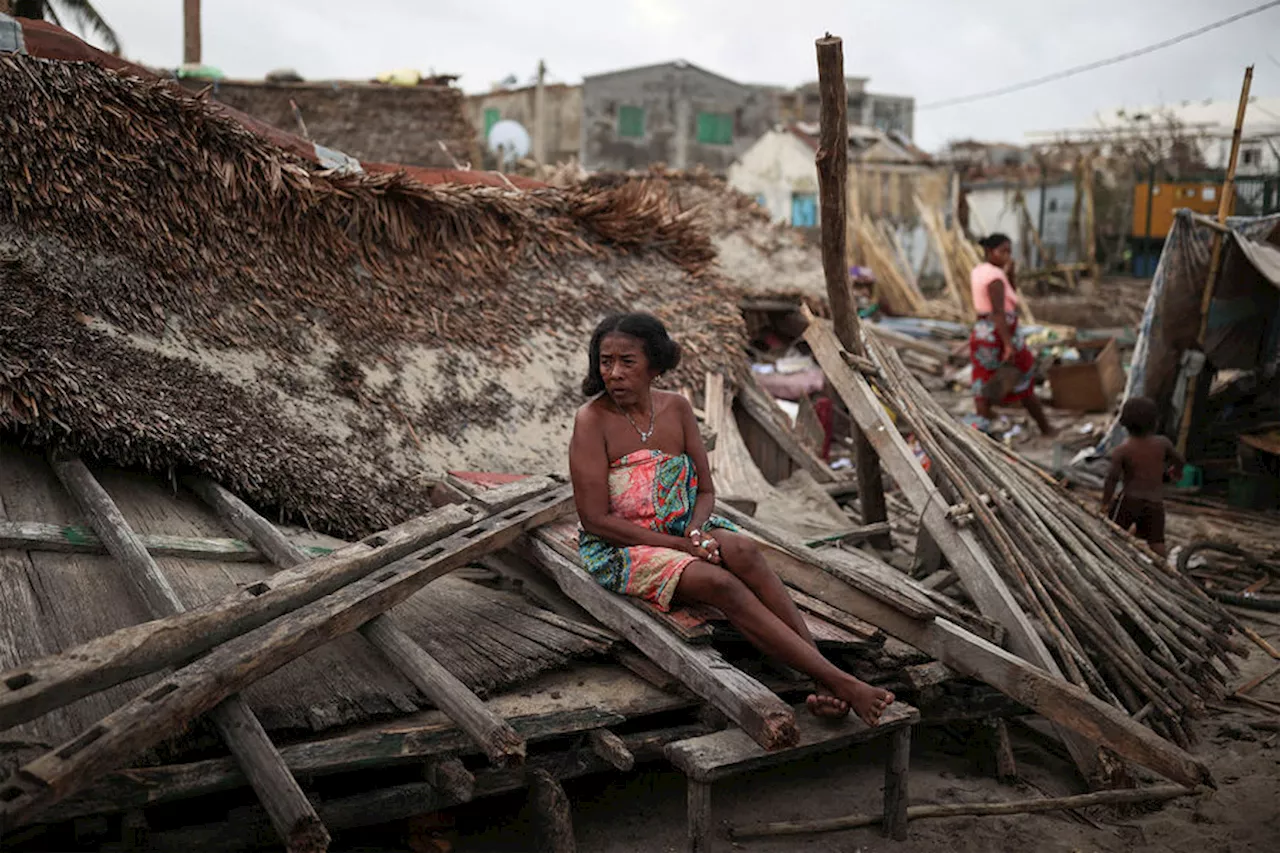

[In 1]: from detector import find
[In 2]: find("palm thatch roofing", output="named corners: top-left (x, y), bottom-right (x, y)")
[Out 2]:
top-left (0, 26), bottom-right (747, 538)
top-left (562, 167), bottom-right (830, 305)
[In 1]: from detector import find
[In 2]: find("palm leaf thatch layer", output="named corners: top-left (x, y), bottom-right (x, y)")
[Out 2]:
top-left (0, 55), bottom-right (746, 536)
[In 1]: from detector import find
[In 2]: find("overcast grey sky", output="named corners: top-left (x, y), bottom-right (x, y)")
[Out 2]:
top-left (82, 0), bottom-right (1280, 151)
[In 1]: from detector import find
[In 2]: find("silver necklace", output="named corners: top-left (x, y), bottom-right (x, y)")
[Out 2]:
top-left (621, 404), bottom-right (655, 443)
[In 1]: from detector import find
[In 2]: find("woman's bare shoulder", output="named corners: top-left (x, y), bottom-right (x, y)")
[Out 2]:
top-left (654, 389), bottom-right (692, 412)
top-left (575, 395), bottom-right (611, 426)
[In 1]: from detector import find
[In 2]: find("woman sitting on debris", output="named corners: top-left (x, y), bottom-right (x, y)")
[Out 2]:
top-left (568, 312), bottom-right (894, 725)
top-left (970, 233), bottom-right (1055, 436)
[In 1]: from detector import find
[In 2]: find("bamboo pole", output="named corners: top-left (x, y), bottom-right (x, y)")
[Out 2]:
top-left (815, 33), bottom-right (888, 545)
top-left (1176, 65), bottom-right (1254, 456)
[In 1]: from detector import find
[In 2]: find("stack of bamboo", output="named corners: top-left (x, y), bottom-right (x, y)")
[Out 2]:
top-left (917, 198), bottom-right (1037, 325)
top-left (850, 215), bottom-right (925, 317)
top-left (866, 333), bottom-right (1246, 746)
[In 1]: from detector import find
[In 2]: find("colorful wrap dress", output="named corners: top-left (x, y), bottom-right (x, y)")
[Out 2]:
top-left (969, 262), bottom-right (1035, 405)
top-left (578, 449), bottom-right (737, 612)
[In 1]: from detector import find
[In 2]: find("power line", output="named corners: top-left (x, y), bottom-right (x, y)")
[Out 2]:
top-left (918, 0), bottom-right (1280, 112)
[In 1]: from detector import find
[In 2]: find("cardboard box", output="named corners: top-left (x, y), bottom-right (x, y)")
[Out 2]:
top-left (1048, 338), bottom-right (1124, 412)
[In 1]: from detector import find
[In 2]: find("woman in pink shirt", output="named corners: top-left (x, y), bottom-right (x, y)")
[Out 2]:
top-left (969, 234), bottom-right (1054, 435)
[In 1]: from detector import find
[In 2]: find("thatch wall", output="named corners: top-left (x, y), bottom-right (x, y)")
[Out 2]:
top-left (0, 54), bottom-right (746, 536)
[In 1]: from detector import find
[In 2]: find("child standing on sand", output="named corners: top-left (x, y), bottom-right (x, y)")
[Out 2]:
top-left (1101, 397), bottom-right (1185, 557)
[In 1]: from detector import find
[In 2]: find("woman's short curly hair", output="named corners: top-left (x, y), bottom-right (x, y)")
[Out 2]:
top-left (582, 313), bottom-right (682, 396)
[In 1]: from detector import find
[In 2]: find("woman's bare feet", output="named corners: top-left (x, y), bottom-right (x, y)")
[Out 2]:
top-left (806, 687), bottom-right (851, 719)
top-left (832, 675), bottom-right (894, 726)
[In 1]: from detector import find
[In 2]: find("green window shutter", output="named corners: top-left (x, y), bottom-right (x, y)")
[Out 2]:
top-left (483, 108), bottom-right (500, 139)
top-left (696, 112), bottom-right (733, 145)
top-left (618, 105), bottom-right (645, 138)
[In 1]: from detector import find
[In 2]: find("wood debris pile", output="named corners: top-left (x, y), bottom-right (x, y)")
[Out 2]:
top-left (867, 332), bottom-right (1246, 745)
top-left (0, 54), bottom-right (746, 537)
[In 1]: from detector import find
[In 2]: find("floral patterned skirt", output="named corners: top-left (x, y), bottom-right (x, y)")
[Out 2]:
top-left (578, 450), bottom-right (737, 612)
top-left (970, 315), bottom-right (1036, 405)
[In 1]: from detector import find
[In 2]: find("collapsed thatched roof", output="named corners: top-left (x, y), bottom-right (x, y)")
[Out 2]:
top-left (566, 167), bottom-right (829, 304)
top-left (0, 47), bottom-right (746, 537)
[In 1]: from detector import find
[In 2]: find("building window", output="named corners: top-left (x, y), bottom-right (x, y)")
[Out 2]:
top-left (791, 193), bottom-right (817, 227)
top-left (1242, 148), bottom-right (1261, 167)
top-left (618, 105), bottom-right (645, 138)
top-left (483, 107), bottom-right (500, 139)
top-left (696, 112), bottom-right (734, 145)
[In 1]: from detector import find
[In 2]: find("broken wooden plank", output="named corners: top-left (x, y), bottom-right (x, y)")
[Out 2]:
top-left (85, 724), bottom-right (708, 853)
top-left (44, 706), bottom-right (625, 822)
top-left (733, 784), bottom-right (1200, 839)
top-left (48, 454), bottom-right (329, 853)
top-left (803, 317), bottom-right (1104, 782)
top-left (424, 758), bottom-right (474, 803)
top-left (0, 487), bottom-right (576, 830)
top-left (530, 768), bottom-right (576, 853)
top-left (752, 544), bottom-right (1213, 788)
top-left (187, 476), bottom-right (527, 768)
top-left (736, 378), bottom-right (835, 484)
top-left (0, 485), bottom-right (557, 731)
top-left (665, 700), bottom-right (917, 782)
top-left (587, 729), bottom-right (635, 772)
top-left (527, 534), bottom-right (798, 752)
top-left (0, 520), bottom-right (326, 562)
top-left (786, 589), bottom-right (883, 644)
top-left (715, 501), bottom-right (936, 621)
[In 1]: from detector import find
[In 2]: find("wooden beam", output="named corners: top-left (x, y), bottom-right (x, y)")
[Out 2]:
top-left (752, 545), bottom-right (1213, 788)
top-left (47, 455), bottom-right (329, 853)
top-left (424, 758), bottom-right (474, 803)
top-left (44, 707), bottom-right (624, 822)
top-left (527, 535), bottom-right (798, 752)
top-left (0, 484), bottom-right (561, 730)
top-left (815, 33), bottom-right (888, 541)
top-left (803, 316), bottom-right (1104, 781)
top-left (587, 729), bottom-right (635, 772)
top-left (0, 520), bottom-right (325, 562)
top-left (0, 488), bottom-right (576, 830)
top-left (529, 768), bottom-right (576, 853)
top-left (735, 379), bottom-right (834, 484)
top-left (187, 476), bottom-right (527, 767)
top-left (714, 501), bottom-right (936, 621)
top-left (733, 784), bottom-right (1200, 839)
top-left (79, 724), bottom-right (708, 853)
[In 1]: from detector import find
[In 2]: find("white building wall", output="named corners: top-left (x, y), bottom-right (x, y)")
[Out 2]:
top-left (727, 130), bottom-right (819, 225)
top-left (966, 181), bottom-right (1078, 268)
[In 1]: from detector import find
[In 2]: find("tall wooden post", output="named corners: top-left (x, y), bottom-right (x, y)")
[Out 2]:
top-left (183, 0), bottom-right (201, 66)
top-left (815, 34), bottom-right (888, 544)
top-left (533, 60), bottom-right (548, 166)
top-left (1175, 65), bottom-right (1253, 456)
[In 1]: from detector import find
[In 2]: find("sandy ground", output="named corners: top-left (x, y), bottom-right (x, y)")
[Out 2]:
top-left (334, 615), bottom-right (1280, 853)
